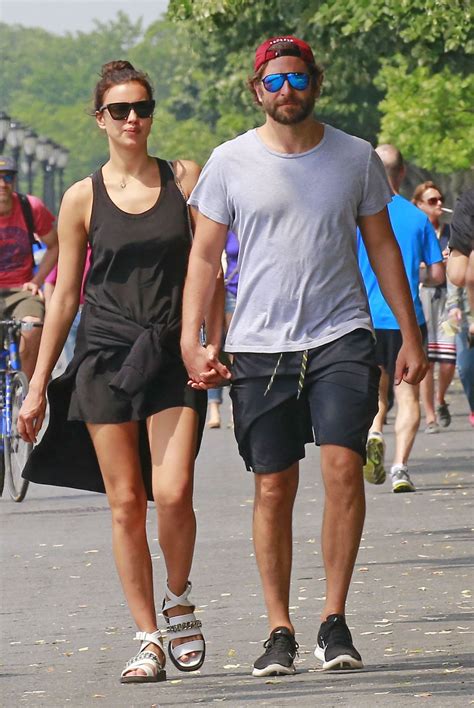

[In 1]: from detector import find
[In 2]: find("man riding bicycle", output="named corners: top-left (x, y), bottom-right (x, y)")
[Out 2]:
top-left (0, 155), bottom-right (58, 378)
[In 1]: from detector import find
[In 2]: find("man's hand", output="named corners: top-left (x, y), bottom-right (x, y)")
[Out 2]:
top-left (181, 341), bottom-right (231, 390)
top-left (394, 340), bottom-right (429, 386)
top-left (22, 281), bottom-right (44, 299)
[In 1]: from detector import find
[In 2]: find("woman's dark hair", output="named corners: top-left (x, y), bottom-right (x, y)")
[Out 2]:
top-left (94, 60), bottom-right (154, 111)
top-left (247, 41), bottom-right (324, 105)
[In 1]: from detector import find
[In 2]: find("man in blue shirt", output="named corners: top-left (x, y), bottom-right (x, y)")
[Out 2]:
top-left (358, 144), bottom-right (443, 492)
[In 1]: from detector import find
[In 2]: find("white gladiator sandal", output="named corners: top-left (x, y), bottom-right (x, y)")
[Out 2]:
top-left (162, 581), bottom-right (206, 672)
top-left (120, 629), bottom-right (166, 683)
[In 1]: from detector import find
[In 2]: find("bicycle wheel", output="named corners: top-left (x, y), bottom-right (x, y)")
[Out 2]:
top-left (0, 444), bottom-right (4, 497)
top-left (4, 371), bottom-right (31, 502)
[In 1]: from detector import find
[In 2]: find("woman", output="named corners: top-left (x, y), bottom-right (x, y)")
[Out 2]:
top-left (413, 181), bottom-right (455, 433)
top-left (18, 61), bottom-right (220, 683)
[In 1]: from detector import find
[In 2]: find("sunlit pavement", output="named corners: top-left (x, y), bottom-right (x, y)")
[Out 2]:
top-left (1, 382), bottom-right (472, 706)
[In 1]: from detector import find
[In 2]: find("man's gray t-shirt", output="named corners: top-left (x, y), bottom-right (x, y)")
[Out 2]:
top-left (189, 124), bottom-right (392, 353)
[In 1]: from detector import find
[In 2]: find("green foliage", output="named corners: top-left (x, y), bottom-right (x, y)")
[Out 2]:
top-left (1, 0), bottom-right (472, 196)
top-left (167, 0), bottom-right (473, 171)
top-left (376, 57), bottom-right (474, 172)
top-left (1, 14), bottom-right (150, 188)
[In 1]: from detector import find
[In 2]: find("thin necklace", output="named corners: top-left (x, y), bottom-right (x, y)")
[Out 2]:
top-left (120, 177), bottom-right (127, 189)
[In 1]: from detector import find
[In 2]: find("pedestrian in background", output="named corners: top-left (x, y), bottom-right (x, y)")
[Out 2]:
top-left (18, 60), bottom-right (222, 683)
top-left (0, 155), bottom-right (58, 378)
top-left (359, 146), bottom-right (443, 493)
top-left (413, 181), bottom-right (456, 432)
top-left (207, 230), bottom-right (239, 428)
top-left (446, 188), bottom-right (474, 426)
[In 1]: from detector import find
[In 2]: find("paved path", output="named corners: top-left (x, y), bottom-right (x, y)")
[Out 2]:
top-left (1, 384), bottom-right (472, 707)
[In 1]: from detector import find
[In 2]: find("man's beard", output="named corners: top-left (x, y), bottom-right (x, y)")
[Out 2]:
top-left (265, 96), bottom-right (315, 125)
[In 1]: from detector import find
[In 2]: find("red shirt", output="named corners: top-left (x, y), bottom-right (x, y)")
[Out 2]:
top-left (0, 193), bottom-right (55, 288)
top-left (44, 246), bottom-right (92, 305)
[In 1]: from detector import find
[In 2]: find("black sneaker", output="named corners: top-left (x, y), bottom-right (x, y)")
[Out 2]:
top-left (252, 626), bottom-right (298, 677)
top-left (315, 614), bottom-right (363, 670)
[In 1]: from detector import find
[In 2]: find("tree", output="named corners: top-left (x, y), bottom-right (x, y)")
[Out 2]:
top-left (167, 0), bottom-right (474, 172)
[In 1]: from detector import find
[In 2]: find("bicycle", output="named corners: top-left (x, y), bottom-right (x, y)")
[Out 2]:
top-left (0, 319), bottom-right (42, 502)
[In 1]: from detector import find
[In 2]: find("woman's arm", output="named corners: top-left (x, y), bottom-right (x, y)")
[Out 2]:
top-left (18, 179), bottom-right (91, 442)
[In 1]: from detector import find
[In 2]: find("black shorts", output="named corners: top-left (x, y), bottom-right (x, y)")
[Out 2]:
top-left (229, 329), bottom-right (381, 473)
top-left (374, 325), bottom-right (427, 378)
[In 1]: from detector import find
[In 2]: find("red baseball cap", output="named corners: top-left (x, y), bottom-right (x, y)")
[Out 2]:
top-left (254, 36), bottom-right (315, 72)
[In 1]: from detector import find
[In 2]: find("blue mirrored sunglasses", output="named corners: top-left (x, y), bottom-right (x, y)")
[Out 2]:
top-left (261, 72), bottom-right (310, 93)
top-left (0, 172), bottom-right (15, 184)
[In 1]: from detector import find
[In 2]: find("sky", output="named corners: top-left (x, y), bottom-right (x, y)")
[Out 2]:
top-left (1, 0), bottom-right (169, 35)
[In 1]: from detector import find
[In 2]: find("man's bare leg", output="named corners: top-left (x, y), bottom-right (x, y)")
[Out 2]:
top-left (369, 367), bottom-right (389, 435)
top-left (314, 445), bottom-right (365, 670)
top-left (420, 363), bottom-right (436, 426)
top-left (320, 445), bottom-right (365, 619)
top-left (390, 380), bottom-right (420, 492)
top-left (364, 367), bottom-right (388, 484)
top-left (393, 381), bottom-right (420, 465)
top-left (253, 464), bottom-right (299, 633)
top-left (19, 316), bottom-right (42, 380)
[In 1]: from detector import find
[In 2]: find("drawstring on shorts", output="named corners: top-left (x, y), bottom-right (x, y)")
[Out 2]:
top-left (264, 349), bottom-right (309, 399)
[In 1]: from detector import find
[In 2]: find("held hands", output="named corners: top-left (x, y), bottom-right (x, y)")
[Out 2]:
top-left (22, 281), bottom-right (44, 299)
top-left (181, 342), bottom-right (231, 390)
top-left (394, 340), bottom-right (429, 386)
top-left (17, 387), bottom-right (47, 444)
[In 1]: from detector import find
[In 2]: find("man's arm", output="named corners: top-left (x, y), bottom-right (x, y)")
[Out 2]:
top-left (22, 227), bottom-right (59, 295)
top-left (447, 249), bottom-right (469, 287)
top-left (423, 261), bottom-right (445, 287)
top-left (181, 211), bottom-right (231, 387)
top-left (358, 207), bottom-right (428, 385)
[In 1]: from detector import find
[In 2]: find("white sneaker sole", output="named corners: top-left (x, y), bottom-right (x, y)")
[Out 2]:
top-left (315, 645), bottom-right (363, 670)
top-left (252, 662), bottom-right (296, 677)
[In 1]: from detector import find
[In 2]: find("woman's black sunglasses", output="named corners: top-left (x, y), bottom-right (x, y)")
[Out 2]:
top-left (98, 100), bottom-right (155, 120)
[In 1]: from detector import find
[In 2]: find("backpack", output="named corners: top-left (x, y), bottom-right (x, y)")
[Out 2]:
top-left (17, 193), bottom-right (38, 267)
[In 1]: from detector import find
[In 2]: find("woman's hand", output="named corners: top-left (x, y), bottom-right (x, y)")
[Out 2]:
top-left (181, 341), bottom-right (231, 390)
top-left (17, 387), bottom-right (47, 443)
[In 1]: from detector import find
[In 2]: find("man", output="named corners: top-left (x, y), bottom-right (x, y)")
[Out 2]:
top-left (0, 155), bottom-right (58, 378)
top-left (358, 145), bottom-right (443, 492)
top-left (181, 36), bottom-right (427, 676)
top-left (447, 188), bottom-right (474, 425)
top-left (447, 188), bottom-right (474, 291)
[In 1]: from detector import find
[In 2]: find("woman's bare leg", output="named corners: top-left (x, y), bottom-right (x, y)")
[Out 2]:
top-left (148, 406), bottom-right (202, 663)
top-left (87, 421), bottom-right (164, 676)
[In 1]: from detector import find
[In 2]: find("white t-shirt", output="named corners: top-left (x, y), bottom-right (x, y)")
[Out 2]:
top-left (189, 124), bottom-right (392, 353)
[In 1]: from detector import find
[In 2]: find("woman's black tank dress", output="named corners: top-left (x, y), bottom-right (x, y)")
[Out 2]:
top-left (23, 159), bottom-right (207, 500)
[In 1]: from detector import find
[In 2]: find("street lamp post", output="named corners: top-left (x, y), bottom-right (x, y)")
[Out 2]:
top-left (47, 143), bottom-right (60, 213)
top-left (0, 111), bottom-right (11, 152)
top-left (6, 121), bottom-right (26, 190)
top-left (7, 121), bottom-right (26, 165)
top-left (36, 137), bottom-right (54, 210)
top-left (22, 129), bottom-right (38, 194)
top-left (56, 147), bottom-right (69, 205)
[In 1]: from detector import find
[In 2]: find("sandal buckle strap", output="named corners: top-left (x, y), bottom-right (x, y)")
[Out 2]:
top-left (167, 619), bottom-right (202, 634)
top-left (123, 650), bottom-right (161, 669)
top-left (135, 630), bottom-right (163, 644)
